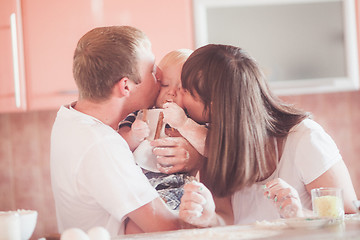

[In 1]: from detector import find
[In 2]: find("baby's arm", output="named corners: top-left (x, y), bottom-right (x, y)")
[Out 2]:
top-left (163, 102), bottom-right (207, 156)
top-left (118, 119), bottom-right (150, 152)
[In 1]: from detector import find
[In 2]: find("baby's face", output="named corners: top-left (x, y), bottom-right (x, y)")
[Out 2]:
top-left (155, 63), bottom-right (184, 108)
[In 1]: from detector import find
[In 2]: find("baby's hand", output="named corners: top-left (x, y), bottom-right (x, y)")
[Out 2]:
top-left (163, 102), bottom-right (188, 130)
top-left (179, 181), bottom-right (216, 227)
top-left (131, 119), bottom-right (150, 141)
top-left (263, 178), bottom-right (304, 218)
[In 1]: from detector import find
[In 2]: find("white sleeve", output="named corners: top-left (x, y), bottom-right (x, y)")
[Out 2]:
top-left (293, 121), bottom-right (342, 185)
top-left (76, 136), bottom-right (158, 222)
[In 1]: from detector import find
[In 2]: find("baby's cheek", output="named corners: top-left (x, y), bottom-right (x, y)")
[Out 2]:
top-left (173, 98), bottom-right (184, 109)
top-left (173, 95), bottom-right (185, 109)
top-left (155, 93), bottom-right (166, 108)
top-left (182, 95), bottom-right (193, 109)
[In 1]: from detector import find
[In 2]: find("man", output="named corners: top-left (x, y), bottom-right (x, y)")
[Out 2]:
top-left (50, 26), bottom-right (186, 236)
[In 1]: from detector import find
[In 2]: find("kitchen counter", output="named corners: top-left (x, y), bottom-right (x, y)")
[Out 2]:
top-left (116, 215), bottom-right (360, 240)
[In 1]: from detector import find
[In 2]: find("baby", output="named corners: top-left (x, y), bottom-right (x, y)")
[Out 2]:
top-left (119, 49), bottom-right (207, 210)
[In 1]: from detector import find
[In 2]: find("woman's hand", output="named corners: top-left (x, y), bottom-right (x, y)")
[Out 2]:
top-left (131, 119), bottom-right (150, 141)
top-left (264, 178), bottom-right (304, 218)
top-left (163, 102), bottom-right (188, 130)
top-left (150, 137), bottom-right (204, 175)
top-left (179, 181), bottom-right (217, 227)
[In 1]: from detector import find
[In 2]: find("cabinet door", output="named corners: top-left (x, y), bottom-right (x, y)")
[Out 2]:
top-left (0, 0), bottom-right (26, 112)
top-left (21, 0), bottom-right (193, 111)
top-left (22, 0), bottom-right (92, 111)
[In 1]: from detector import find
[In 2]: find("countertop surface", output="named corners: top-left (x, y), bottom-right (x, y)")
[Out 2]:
top-left (116, 215), bottom-right (360, 240)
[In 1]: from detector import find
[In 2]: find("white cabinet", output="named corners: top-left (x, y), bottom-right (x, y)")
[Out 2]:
top-left (0, 0), bottom-right (27, 112)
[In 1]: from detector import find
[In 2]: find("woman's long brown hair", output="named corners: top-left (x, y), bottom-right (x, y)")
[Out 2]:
top-left (181, 44), bottom-right (310, 197)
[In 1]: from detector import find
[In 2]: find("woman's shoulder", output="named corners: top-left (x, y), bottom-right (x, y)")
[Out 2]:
top-left (290, 118), bottom-right (322, 132)
top-left (285, 118), bottom-right (339, 164)
top-left (283, 118), bottom-right (339, 164)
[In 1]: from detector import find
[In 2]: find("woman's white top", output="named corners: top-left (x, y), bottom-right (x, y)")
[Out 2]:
top-left (231, 119), bottom-right (341, 224)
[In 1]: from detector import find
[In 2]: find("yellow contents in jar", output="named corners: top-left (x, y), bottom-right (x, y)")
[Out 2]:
top-left (314, 196), bottom-right (342, 218)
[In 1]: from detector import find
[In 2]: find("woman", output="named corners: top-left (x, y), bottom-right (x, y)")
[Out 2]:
top-left (172, 44), bottom-right (358, 227)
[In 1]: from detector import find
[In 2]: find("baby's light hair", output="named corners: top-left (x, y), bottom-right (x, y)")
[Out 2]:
top-left (158, 49), bottom-right (193, 69)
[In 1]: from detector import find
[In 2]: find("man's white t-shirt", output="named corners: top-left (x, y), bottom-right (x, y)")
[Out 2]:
top-left (50, 104), bottom-right (158, 236)
top-left (232, 119), bottom-right (341, 224)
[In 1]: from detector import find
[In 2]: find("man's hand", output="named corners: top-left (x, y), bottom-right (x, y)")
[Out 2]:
top-left (151, 137), bottom-right (204, 175)
top-left (179, 181), bottom-right (218, 227)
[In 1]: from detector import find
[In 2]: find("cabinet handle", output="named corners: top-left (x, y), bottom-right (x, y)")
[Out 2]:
top-left (10, 13), bottom-right (20, 107)
top-left (10, 11), bottom-right (26, 109)
top-left (57, 90), bottom-right (79, 95)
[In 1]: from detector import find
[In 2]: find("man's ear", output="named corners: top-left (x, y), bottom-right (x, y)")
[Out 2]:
top-left (116, 77), bottom-right (132, 97)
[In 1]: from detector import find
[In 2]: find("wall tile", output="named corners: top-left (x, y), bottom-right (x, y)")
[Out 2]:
top-left (0, 110), bottom-right (58, 239)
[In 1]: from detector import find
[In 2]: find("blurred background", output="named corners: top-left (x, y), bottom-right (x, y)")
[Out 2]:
top-left (1, 0), bottom-right (359, 239)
